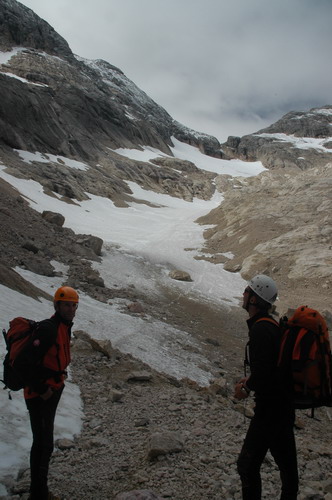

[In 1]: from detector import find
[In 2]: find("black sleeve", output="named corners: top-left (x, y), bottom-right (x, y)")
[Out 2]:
top-left (246, 320), bottom-right (280, 396)
top-left (14, 318), bottom-right (58, 395)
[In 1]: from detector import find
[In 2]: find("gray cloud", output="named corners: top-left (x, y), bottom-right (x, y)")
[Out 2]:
top-left (19, 0), bottom-right (332, 141)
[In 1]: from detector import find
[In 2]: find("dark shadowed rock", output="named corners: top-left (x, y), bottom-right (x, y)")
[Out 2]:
top-left (0, 262), bottom-right (52, 300)
top-left (114, 491), bottom-right (164, 500)
top-left (0, 0), bottom-right (74, 59)
top-left (76, 235), bottom-right (103, 256)
top-left (0, 0), bottom-right (222, 168)
top-left (42, 210), bottom-right (65, 227)
top-left (21, 240), bottom-right (39, 253)
top-left (127, 302), bottom-right (145, 314)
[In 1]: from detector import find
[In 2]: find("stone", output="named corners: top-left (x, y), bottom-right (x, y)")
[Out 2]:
top-left (76, 235), bottom-right (103, 256)
top-left (42, 211), bottom-right (65, 227)
top-left (134, 418), bottom-right (150, 427)
top-left (110, 389), bottom-right (125, 402)
top-left (114, 490), bottom-right (164, 500)
top-left (55, 438), bottom-right (75, 450)
top-left (147, 431), bottom-right (185, 461)
top-left (127, 371), bottom-right (153, 382)
top-left (87, 338), bottom-right (114, 358)
top-left (127, 302), bottom-right (145, 313)
top-left (169, 270), bottom-right (192, 282)
top-left (21, 240), bottom-right (39, 253)
top-left (205, 338), bottom-right (220, 346)
top-left (208, 377), bottom-right (228, 397)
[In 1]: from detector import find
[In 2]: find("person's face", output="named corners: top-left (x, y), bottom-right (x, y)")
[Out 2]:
top-left (56, 301), bottom-right (78, 322)
top-left (242, 287), bottom-right (251, 310)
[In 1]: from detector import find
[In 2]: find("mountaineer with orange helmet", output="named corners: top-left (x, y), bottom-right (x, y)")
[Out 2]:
top-left (22, 286), bottom-right (79, 500)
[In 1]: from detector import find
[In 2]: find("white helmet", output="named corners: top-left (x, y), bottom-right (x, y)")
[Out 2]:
top-left (248, 274), bottom-right (278, 305)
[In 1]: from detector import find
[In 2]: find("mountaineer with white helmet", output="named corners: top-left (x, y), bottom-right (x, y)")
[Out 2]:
top-left (234, 275), bottom-right (298, 500)
top-left (244, 274), bottom-right (278, 310)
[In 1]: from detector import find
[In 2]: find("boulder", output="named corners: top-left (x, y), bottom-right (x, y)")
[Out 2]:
top-left (42, 210), bottom-right (65, 227)
top-left (169, 270), bottom-right (192, 282)
top-left (76, 235), bottom-right (103, 256)
top-left (147, 431), bottom-right (185, 461)
top-left (21, 240), bottom-right (39, 253)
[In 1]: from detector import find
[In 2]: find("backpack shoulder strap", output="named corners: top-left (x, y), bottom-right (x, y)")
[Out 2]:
top-left (255, 317), bottom-right (280, 328)
top-left (36, 317), bottom-right (58, 339)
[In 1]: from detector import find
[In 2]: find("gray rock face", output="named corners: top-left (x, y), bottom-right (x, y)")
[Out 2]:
top-left (222, 106), bottom-right (332, 170)
top-left (198, 162), bottom-right (332, 313)
top-left (0, 1), bottom-right (331, 314)
top-left (0, 0), bottom-right (73, 59)
top-left (0, 1), bottom-right (222, 162)
top-left (262, 107), bottom-right (332, 137)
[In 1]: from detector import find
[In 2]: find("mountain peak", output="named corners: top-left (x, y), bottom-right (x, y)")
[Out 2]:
top-left (0, 0), bottom-right (73, 60)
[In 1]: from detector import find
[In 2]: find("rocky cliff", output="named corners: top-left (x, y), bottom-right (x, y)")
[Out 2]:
top-left (197, 158), bottom-right (332, 312)
top-left (0, 0), bottom-right (331, 312)
top-left (198, 107), bottom-right (332, 310)
top-left (222, 107), bottom-right (332, 170)
top-left (0, 0), bottom-right (221, 161)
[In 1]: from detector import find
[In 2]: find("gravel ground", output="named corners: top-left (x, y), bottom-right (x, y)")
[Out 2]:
top-left (4, 314), bottom-right (332, 500)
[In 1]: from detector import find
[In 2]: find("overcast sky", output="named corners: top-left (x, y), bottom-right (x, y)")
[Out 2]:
top-left (18, 0), bottom-right (332, 142)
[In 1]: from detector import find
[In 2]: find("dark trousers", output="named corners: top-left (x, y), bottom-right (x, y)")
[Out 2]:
top-left (237, 402), bottom-right (298, 500)
top-left (25, 386), bottom-right (63, 500)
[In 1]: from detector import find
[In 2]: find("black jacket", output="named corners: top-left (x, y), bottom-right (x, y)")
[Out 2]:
top-left (245, 312), bottom-right (289, 403)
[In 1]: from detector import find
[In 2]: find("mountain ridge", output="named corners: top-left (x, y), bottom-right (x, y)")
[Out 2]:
top-left (0, 0), bottom-right (331, 311)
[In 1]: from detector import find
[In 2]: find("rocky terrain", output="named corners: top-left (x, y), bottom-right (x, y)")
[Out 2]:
top-left (0, 1), bottom-right (332, 499)
top-left (2, 329), bottom-right (332, 500)
top-left (197, 161), bottom-right (332, 315)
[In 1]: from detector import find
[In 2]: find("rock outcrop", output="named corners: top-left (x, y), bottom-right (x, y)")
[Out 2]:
top-left (0, 0), bottom-right (74, 60)
top-left (222, 106), bottom-right (332, 170)
top-left (0, 0), bottom-right (222, 163)
top-left (197, 162), bottom-right (332, 311)
top-left (0, 1), bottom-right (331, 312)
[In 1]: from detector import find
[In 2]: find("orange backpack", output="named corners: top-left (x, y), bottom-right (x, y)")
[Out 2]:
top-left (2, 317), bottom-right (58, 397)
top-left (278, 306), bottom-right (332, 411)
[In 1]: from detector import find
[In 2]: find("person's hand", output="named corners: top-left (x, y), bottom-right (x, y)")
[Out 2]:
top-left (234, 378), bottom-right (250, 400)
top-left (40, 387), bottom-right (53, 400)
top-left (238, 377), bottom-right (248, 385)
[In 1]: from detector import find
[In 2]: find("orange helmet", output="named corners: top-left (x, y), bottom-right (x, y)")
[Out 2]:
top-left (54, 286), bottom-right (79, 303)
